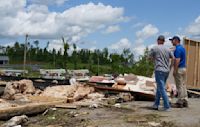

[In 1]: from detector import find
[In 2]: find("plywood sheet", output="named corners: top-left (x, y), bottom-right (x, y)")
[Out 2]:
top-left (184, 38), bottom-right (200, 88)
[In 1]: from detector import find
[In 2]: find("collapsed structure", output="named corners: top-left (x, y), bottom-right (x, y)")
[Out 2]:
top-left (0, 73), bottom-right (175, 121)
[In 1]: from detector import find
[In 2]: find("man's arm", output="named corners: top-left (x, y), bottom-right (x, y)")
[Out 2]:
top-left (173, 49), bottom-right (181, 75)
top-left (169, 51), bottom-right (174, 70)
top-left (174, 58), bottom-right (180, 75)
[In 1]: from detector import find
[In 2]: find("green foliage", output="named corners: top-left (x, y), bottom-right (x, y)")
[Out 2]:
top-left (3, 41), bottom-right (154, 77)
top-left (131, 47), bottom-right (154, 77)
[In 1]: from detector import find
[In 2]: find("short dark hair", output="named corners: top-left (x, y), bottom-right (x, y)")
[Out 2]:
top-left (157, 35), bottom-right (165, 41)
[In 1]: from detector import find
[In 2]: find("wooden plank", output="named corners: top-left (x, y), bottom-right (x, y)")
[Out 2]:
top-left (191, 41), bottom-right (196, 88)
top-left (93, 85), bottom-right (155, 101)
top-left (0, 100), bottom-right (65, 120)
top-left (194, 42), bottom-right (198, 87)
top-left (187, 89), bottom-right (200, 95)
top-left (55, 104), bottom-right (78, 109)
top-left (184, 39), bottom-right (189, 85)
top-left (184, 38), bottom-right (189, 66)
top-left (196, 43), bottom-right (200, 87)
top-left (198, 43), bottom-right (200, 88)
top-left (187, 40), bottom-right (194, 88)
top-left (184, 38), bottom-right (200, 88)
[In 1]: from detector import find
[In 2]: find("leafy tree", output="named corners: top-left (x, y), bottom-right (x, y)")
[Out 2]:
top-left (62, 37), bottom-right (69, 69)
top-left (132, 47), bottom-right (154, 77)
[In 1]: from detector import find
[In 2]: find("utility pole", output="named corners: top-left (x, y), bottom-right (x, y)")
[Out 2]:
top-left (23, 34), bottom-right (28, 76)
top-left (54, 52), bottom-right (55, 68)
top-left (97, 56), bottom-right (99, 76)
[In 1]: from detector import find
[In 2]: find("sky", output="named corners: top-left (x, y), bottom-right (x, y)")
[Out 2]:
top-left (1, 0), bottom-right (200, 56)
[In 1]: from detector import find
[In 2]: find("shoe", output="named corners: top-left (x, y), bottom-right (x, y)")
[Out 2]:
top-left (162, 108), bottom-right (171, 112)
top-left (151, 105), bottom-right (158, 110)
top-left (182, 100), bottom-right (189, 108)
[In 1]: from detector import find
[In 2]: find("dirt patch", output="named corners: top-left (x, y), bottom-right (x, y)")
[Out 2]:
top-left (0, 97), bottom-right (200, 127)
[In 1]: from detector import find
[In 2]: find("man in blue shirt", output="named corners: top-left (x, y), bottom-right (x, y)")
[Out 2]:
top-left (169, 36), bottom-right (188, 108)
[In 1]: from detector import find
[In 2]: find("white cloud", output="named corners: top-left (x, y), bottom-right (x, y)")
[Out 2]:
top-left (0, 1), bottom-right (126, 43)
top-left (89, 46), bottom-right (97, 51)
top-left (3, 42), bottom-right (15, 47)
top-left (48, 40), bottom-right (64, 53)
top-left (133, 45), bottom-right (146, 58)
top-left (132, 22), bottom-right (145, 28)
top-left (110, 38), bottom-right (131, 50)
top-left (133, 24), bottom-right (159, 56)
top-left (28, 0), bottom-right (68, 6)
top-left (103, 25), bottom-right (120, 34)
top-left (0, 0), bottom-right (26, 16)
top-left (162, 32), bottom-right (170, 37)
top-left (136, 24), bottom-right (159, 39)
top-left (186, 16), bottom-right (200, 38)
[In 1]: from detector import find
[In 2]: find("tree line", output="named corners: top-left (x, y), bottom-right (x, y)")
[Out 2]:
top-left (1, 40), bottom-right (154, 77)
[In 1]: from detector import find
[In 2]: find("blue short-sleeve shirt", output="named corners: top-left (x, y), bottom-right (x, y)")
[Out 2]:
top-left (174, 44), bottom-right (186, 68)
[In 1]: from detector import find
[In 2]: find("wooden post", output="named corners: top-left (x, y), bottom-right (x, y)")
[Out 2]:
top-left (194, 42), bottom-right (198, 87)
top-left (184, 38), bottom-right (188, 85)
top-left (23, 34), bottom-right (28, 76)
top-left (198, 43), bottom-right (200, 88)
top-left (186, 38), bottom-right (190, 87)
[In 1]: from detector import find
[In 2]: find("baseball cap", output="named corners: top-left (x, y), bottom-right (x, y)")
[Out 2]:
top-left (169, 36), bottom-right (181, 41)
top-left (157, 35), bottom-right (165, 41)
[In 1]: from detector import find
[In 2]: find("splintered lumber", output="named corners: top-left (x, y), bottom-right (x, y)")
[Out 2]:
top-left (187, 89), bottom-right (200, 95)
top-left (55, 104), bottom-right (78, 109)
top-left (93, 85), bottom-right (155, 101)
top-left (0, 100), bottom-right (65, 120)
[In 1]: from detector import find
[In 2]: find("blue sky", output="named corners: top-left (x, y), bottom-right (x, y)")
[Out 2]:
top-left (1, 0), bottom-right (200, 56)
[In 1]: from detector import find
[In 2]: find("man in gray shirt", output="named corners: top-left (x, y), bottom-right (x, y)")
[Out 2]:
top-left (150, 35), bottom-right (174, 111)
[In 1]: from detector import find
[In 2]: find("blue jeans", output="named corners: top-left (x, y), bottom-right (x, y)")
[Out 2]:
top-left (154, 71), bottom-right (170, 109)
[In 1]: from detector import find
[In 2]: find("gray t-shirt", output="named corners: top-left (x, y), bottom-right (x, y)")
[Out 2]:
top-left (150, 45), bottom-right (173, 73)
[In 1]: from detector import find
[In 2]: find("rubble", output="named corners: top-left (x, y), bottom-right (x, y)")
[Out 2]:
top-left (111, 74), bottom-right (156, 97)
top-left (12, 93), bottom-right (30, 102)
top-left (115, 77), bottom-right (126, 85)
top-left (1, 115), bottom-right (28, 127)
top-left (89, 103), bottom-right (99, 108)
top-left (41, 85), bottom-right (78, 99)
top-left (41, 84), bottom-right (95, 102)
top-left (114, 103), bottom-right (121, 108)
top-left (148, 121), bottom-right (161, 127)
top-left (18, 80), bottom-right (35, 94)
top-left (2, 80), bottom-right (35, 100)
top-left (112, 82), bottom-right (126, 89)
top-left (118, 93), bottom-right (134, 102)
top-left (124, 74), bottom-right (138, 82)
top-left (73, 85), bottom-right (94, 101)
top-left (89, 76), bottom-right (105, 83)
top-left (87, 92), bottom-right (105, 100)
